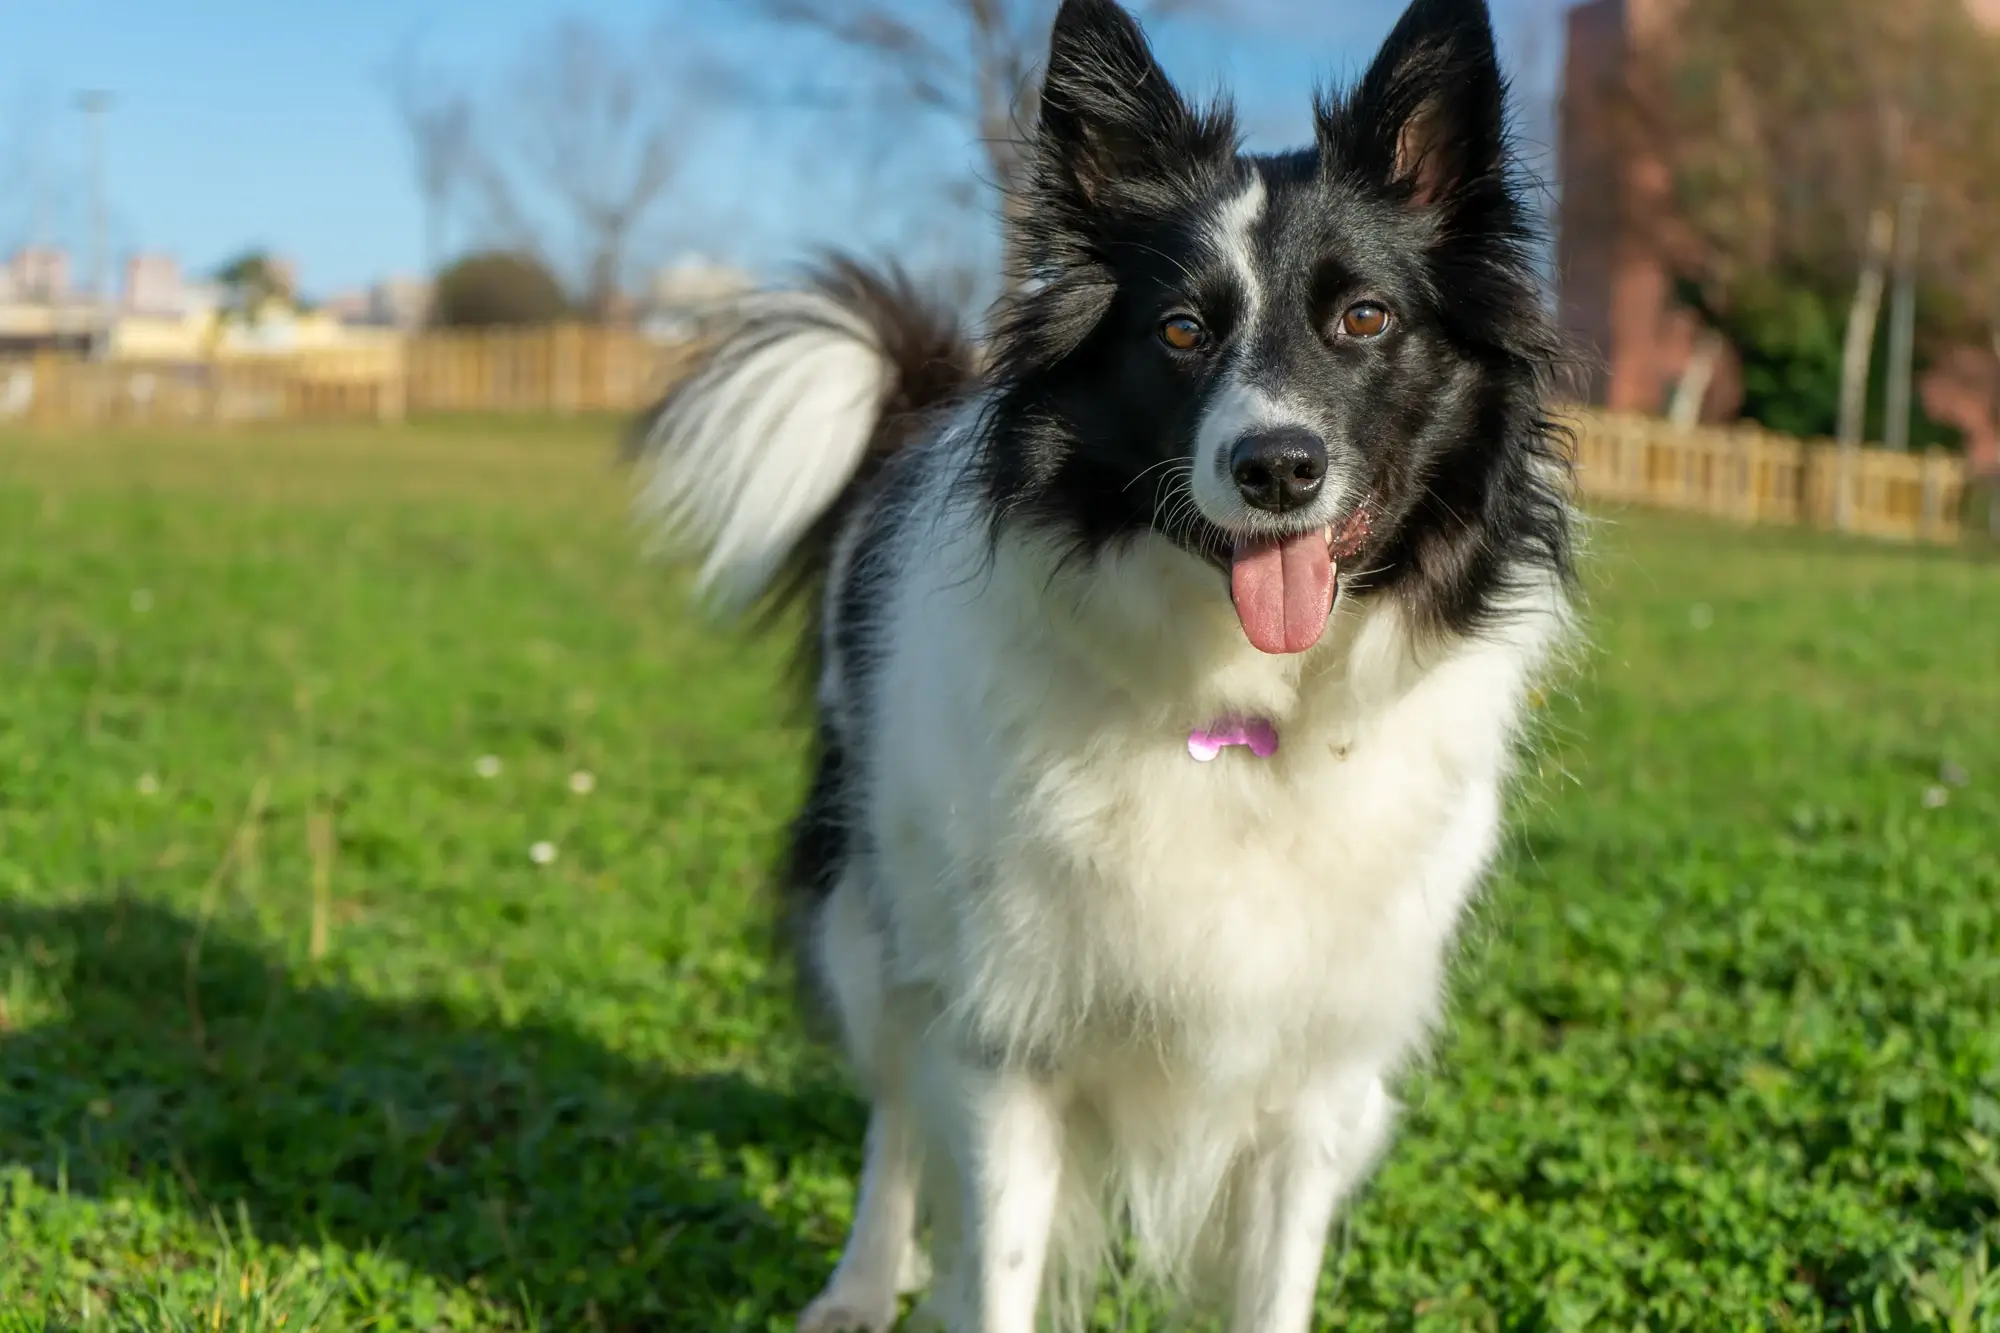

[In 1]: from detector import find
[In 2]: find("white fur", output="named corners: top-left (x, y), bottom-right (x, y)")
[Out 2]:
top-left (799, 877), bottom-right (930, 1333)
top-left (808, 417), bottom-right (1561, 1331)
top-left (644, 327), bottom-right (1568, 1333)
top-left (1210, 177), bottom-right (1267, 325)
top-left (634, 290), bottom-right (892, 613)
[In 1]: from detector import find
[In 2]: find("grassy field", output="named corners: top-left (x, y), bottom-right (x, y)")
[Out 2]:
top-left (1, 417), bottom-right (1997, 1332)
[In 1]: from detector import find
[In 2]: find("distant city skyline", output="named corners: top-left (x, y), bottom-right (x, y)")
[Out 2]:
top-left (1, 0), bottom-right (1563, 297)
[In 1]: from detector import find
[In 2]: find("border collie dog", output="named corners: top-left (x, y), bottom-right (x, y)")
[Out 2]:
top-left (633, 0), bottom-right (1573, 1327)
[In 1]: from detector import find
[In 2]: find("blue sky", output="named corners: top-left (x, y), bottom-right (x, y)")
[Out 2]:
top-left (1, 0), bottom-right (1562, 297)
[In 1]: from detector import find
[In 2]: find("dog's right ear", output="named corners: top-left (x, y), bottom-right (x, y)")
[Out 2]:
top-left (1338, 0), bottom-right (1507, 210)
top-left (1035, 0), bottom-right (1235, 207)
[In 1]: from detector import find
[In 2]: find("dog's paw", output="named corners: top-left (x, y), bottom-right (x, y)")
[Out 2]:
top-left (797, 1287), bottom-right (899, 1333)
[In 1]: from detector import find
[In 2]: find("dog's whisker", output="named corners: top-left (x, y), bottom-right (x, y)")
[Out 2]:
top-left (1124, 456), bottom-right (1188, 495)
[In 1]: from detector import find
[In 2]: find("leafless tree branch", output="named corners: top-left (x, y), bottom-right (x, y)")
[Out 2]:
top-left (383, 44), bottom-right (475, 277)
top-left (739, 0), bottom-right (1234, 292)
top-left (1607, 0), bottom-right (2000, 328)
top-left (389, 18), bottom-right (702, 320)
top-left (490, 20), bottom-right (687, 316)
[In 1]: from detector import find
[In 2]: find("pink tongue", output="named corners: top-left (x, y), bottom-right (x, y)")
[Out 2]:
top-left (1230, 531), bottom-right (1334, 655)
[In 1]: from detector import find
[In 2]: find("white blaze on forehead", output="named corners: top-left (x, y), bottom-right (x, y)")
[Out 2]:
top-left (1208, 173), bottom-right (1267, 323)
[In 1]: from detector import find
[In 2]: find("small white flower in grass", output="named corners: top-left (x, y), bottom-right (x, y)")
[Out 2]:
top-left (130, 589), bottom-right (154, 614)
top-left (475, 755), bottom-right (502, 779)
top-left (136, 773), bottom-right (160, 796)
top-left (1689, 603), bottom-right (1714, 631)
top-left (529, 840), bottom-right (558, 865)
top-left (1940, 760), bottom-right (1969, 789)
top-left (1922, 785), bottom-right (1949, 810)
top-left (568, 770), bottom-right (596, 795)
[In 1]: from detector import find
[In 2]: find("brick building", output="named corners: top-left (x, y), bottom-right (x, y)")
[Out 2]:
top-left (122, 253), bottom-right (186, 316)
top-left (1555, 0), bottom-right (2000, 473)
top-left (8, 247), bottom-right (72, 303)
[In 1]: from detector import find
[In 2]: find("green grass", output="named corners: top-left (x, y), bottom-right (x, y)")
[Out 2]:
top-left (0, 418), bottom-right (1996, 1332)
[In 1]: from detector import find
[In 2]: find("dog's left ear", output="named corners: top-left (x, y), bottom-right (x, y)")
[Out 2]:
top-left (1337, 0), bottom-right (1506, 208)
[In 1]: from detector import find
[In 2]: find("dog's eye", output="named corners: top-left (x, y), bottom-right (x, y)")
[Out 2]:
top-left (1338, 302), bottom-right (1391, 339)
top-left (1158, 315), bottom-right (1210, 353)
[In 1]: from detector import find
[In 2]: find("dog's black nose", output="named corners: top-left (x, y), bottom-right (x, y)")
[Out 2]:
top-left (1230, 428), bottom-right (1327, 513)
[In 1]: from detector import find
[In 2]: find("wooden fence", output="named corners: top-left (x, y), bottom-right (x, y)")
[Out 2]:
top-left (0, 325), bottom-right (1977, 545)
top-left (404, 326), bottom-right (695, 414)
top-left (0, 348), bottom-right (406, 428)
top-left (0, 325), bottom-right (691, 429)
top-left (1570, 411), bottom-right (1970, 545)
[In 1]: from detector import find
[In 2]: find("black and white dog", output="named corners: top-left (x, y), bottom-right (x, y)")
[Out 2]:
top-left (633, 0), bottom-right (1574, 1327)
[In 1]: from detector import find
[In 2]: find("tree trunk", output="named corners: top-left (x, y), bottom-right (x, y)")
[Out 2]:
top-left (1837, 206), bottom-right (1895, 451)
top-left (1666, 327), bottom-right (1725, 431)
top-left (1882, 186), bottom-right (1924, 453)
top-left (585, 242), bottom-right (622, 324)
top-left (423, 195), bottom-right (445, 281)
top-left (1833, 206), bottom-right (1895, 531)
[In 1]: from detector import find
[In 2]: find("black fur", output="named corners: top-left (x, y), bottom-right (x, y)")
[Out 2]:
top-left (780, 463), bottom-right (911, 1020)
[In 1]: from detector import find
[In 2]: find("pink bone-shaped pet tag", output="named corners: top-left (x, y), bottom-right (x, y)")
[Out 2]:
top-left (1186, 716), bottom-right (1280, 762)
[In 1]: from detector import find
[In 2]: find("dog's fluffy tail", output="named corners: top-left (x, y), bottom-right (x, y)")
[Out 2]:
top-left (629, 256), bottom-right (977, 619)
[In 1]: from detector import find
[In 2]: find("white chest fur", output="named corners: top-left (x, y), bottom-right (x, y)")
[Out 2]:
top-left (865, 513), bottom-right (1557, 1100)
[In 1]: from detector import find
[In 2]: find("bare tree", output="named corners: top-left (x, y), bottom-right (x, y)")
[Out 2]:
top-left (742, 0), bottom-right (1231, 286)
top-left (388, 19), bottom-right (701, 321)
top-left (1912, 13), bottom-right (2000, 364)
top-left (384, 45), bottom-right (474, 279)
top-left (477, 20), bottom-right (690, 318)
top-left (0, 83), bottom-right (76, 260)
top-left (1605, 0), bottom-right (2000, 437)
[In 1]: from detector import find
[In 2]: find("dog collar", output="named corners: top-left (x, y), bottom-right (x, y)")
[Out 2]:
top-left (1188, 716), bottom-right (1279, 761)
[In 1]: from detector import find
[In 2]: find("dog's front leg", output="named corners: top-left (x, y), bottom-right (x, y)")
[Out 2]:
top-left (799, 1094), bottom-right (925, 1333)
top-left (1226, 1075), bottom-right (1394, 1333)
top-left (925, 1049), bottom-right (1066, 1333)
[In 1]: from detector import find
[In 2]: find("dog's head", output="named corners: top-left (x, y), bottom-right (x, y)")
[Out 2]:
top-left (982, 0), bottom-right (1571, 651)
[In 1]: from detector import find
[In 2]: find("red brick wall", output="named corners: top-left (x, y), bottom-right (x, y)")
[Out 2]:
top-left (1556, 0), bottom-right (1741, 422)
top-left (1922, 348), bottom-right (2000, 475)
top-left (1554, 0), bottom-right (1624, 406)
top-left (1555, 0), bottom-right (1995, 434)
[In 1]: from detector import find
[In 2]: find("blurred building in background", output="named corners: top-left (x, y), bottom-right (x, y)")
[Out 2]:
top-left (0, 243), bottom-right (402, 363)
top-left (1557, 0), bottom-right (2000, 474)
top-left (122, 253), bottom-right (191, 317)
top-left (0, 247), bottom-right (94, 353)
top-left (1557, 0), bottom-right (1742, 423)
top-left (370, 277), bottom-right (433, 330)
top-left (1924, 349), bottom-right (1999, 476)
top-left (9, 247), bottom-right (72, 304)
top-left (323, 276), bottom-right (434, 331)
top-left (320, 288), bottom-right (372, 324)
